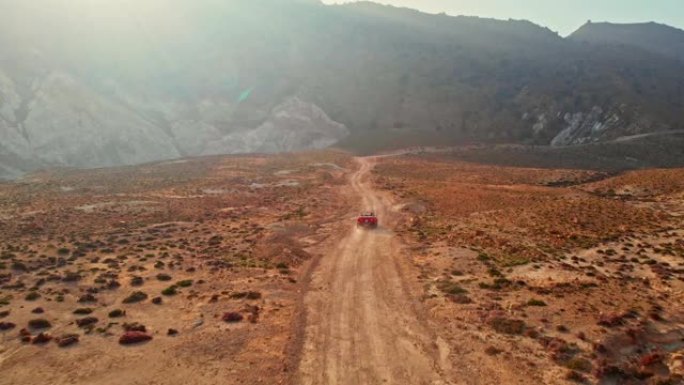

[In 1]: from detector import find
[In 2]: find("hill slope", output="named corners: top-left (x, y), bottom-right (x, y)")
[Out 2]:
top-left (569, 21), bottom-right (684, 62)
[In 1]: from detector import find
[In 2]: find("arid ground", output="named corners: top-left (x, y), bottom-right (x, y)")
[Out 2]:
top-left (1, 148), bottom-right (683, 384)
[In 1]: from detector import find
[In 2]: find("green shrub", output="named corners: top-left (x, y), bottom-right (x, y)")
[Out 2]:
top-left (156, 273), bottom-right (172, 281)
top-left (161, 286), bottom-right (178, 296)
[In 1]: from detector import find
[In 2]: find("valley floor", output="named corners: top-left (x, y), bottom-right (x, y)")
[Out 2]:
top-left (0, 148), bottom-right (683, 385)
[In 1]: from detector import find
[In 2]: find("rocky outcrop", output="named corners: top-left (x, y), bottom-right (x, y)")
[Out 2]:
top-left (0, 68), bottom-right (349, 180)
top-left (171, 97), bottom-right (349, 156)
top-left (525, 104), bottom-right (667, 147)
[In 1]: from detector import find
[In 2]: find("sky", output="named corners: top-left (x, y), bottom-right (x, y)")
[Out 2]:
top-left (322, 0), bottom-right (684, 36)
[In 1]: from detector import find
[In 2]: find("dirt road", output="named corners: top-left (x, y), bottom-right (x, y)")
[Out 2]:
top-left (297, 157), bottom-right (450, 385)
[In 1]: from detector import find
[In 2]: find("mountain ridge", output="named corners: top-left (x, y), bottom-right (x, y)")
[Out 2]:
top-left (569, 20), bottom-right (684, 62)
top-left (1, 0), bottom-right (683, 179)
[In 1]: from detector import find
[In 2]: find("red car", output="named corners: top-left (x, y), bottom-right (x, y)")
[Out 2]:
top-left (357, 212), bottom-right (378, 229)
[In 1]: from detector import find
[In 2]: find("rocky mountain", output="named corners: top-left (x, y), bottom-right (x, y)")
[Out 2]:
top-left (569, 21), bottom-right (684, 62)
top-left (1, 0), bottom-right (684, 179)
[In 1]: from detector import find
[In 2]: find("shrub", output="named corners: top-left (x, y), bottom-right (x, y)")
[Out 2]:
top-left (156, 273), bottom-right (172, 281)
top-left (437, 281), bottom-right (467, 295)
top-left (122, 291), bottom-right (148, 304)
top-left (161, 286), bottom-right (178, 296)
top-left (176, 280), bottom-right (193, 288)
top-left (527, 299), bottom-right (547, 307)
top-left (73, 308), bottom-right (93, 315)
top-left (11, 261), bottom-right (28, 271)
top-left (76, 317), bottom-right (98, 328)
top-left (108, 309), bottom-right (125, 318)
top-left (62, 272), bottom-right (82, 282)
top-left (449, 294), bottom-right (473, 304)
top-left (28, 318), bottom-right (52, 329)
top-left (25, 292), bottom-right (41, 301)
top-left (484, 346), bottom-right (503, 356)
top-left (490, 317), bottom-right (526, 335)
top-left (222, 312), bottom-right (243, 323)
top-left (78, 294), bottom-right (96, 303)
top-left (564, 357), bottom-right (592, 372)
top-left (56, 334), bottom-right (79, 347)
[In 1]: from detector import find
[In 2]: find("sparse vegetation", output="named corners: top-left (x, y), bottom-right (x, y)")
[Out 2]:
top-left (28, 318), bottom-right (52, 329)
top-left (489, 317), bottom-right (526, 335)
top-left (437, 280), bottom-right (468, 295)
top-left (161, 286), bottom-right (178, 296)
top-left (156, 273), bottom-right (172, 281)
top-left (108, 309), bottom-right (125, 318)
top-left (122, 291), bottom-right (148, 304)
top-left (25, 291), bottom-right (41, 301)
top-left (527, 299), bottom-right (547, 307)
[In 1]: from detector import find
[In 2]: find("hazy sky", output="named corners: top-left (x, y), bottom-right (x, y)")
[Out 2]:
top-left (322, 0), bottom-right (684, 36)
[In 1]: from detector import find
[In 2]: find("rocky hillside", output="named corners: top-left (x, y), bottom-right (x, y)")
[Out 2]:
top-left (1, 0), bottom-right (684, 179)
top-left (569, 21), bottom-right (684, 62)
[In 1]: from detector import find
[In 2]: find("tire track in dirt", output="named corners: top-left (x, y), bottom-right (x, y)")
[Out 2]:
top-left (296, 157), bottom-right (450, 385)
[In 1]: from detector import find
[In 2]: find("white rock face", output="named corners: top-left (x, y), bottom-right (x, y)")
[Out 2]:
top-left (525, 104), bottom-right (642, 147)
top-left (171, 97), bottom-right (349, 156)
top-left (22, 72), bottom-right (181, 167)
top-left (0, 69), bottom-right (349, 180)
top-left (226, 97), bottom-right (349, 154)
top-left (550, 106), bottom-right (622, 146)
